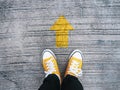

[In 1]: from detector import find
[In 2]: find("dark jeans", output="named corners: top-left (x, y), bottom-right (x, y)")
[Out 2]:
top-left (38, 74), bottom-right (83, 90)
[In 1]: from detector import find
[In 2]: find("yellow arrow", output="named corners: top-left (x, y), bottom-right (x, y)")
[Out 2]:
top-left (50, 16), bottom-right (74, 48)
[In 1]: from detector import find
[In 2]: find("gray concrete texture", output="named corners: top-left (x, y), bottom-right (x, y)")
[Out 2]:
top-left (0, 0), bottom-right (120, 90)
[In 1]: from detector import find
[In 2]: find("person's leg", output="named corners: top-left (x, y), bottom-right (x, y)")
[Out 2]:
top-left (38, 49), bottom-right (61, 90)
top-left (61, 75), bottom-right (83, 90)
top-left (62, 49), bottom-right (84, 90)
top-left (38, 74), bottom-right (60, 90)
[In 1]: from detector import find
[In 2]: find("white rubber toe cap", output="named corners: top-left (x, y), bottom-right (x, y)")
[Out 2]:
top-left (70, 49), bottom-right (83, 60)
top-left (73, 52), bottom-right (82, 60)
top-left (42, 49), bottom-right (56, 60)
top-left (43, 52), bottom-right (52, 59)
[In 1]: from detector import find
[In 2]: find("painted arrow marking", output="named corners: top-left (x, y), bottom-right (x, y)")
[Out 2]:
top-left (50, 16), bottom-right (74, 48)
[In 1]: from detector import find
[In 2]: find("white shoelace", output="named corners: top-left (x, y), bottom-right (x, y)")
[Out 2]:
top-left (68, 60), bottom-right (82, 77)
top-left (44, 59), bottom-right (56, 77)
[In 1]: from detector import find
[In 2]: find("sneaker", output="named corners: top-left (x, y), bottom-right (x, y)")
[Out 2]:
top-left (42, 49), bottom-right (61, 80)
top-left (65, 49), bottom-right (83, 77)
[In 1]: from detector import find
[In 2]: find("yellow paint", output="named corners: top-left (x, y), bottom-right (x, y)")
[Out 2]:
top-left (50, 16), bottom-right (74, 47)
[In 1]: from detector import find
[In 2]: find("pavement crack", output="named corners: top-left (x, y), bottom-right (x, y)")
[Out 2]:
top-left (0, 71), bottom-right (18, 85)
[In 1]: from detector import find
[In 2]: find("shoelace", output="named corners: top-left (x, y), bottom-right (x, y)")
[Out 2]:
top-left (44, 58), bottom-right (56, 77)
top-left (68, 60), bottom-right (82, 77)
